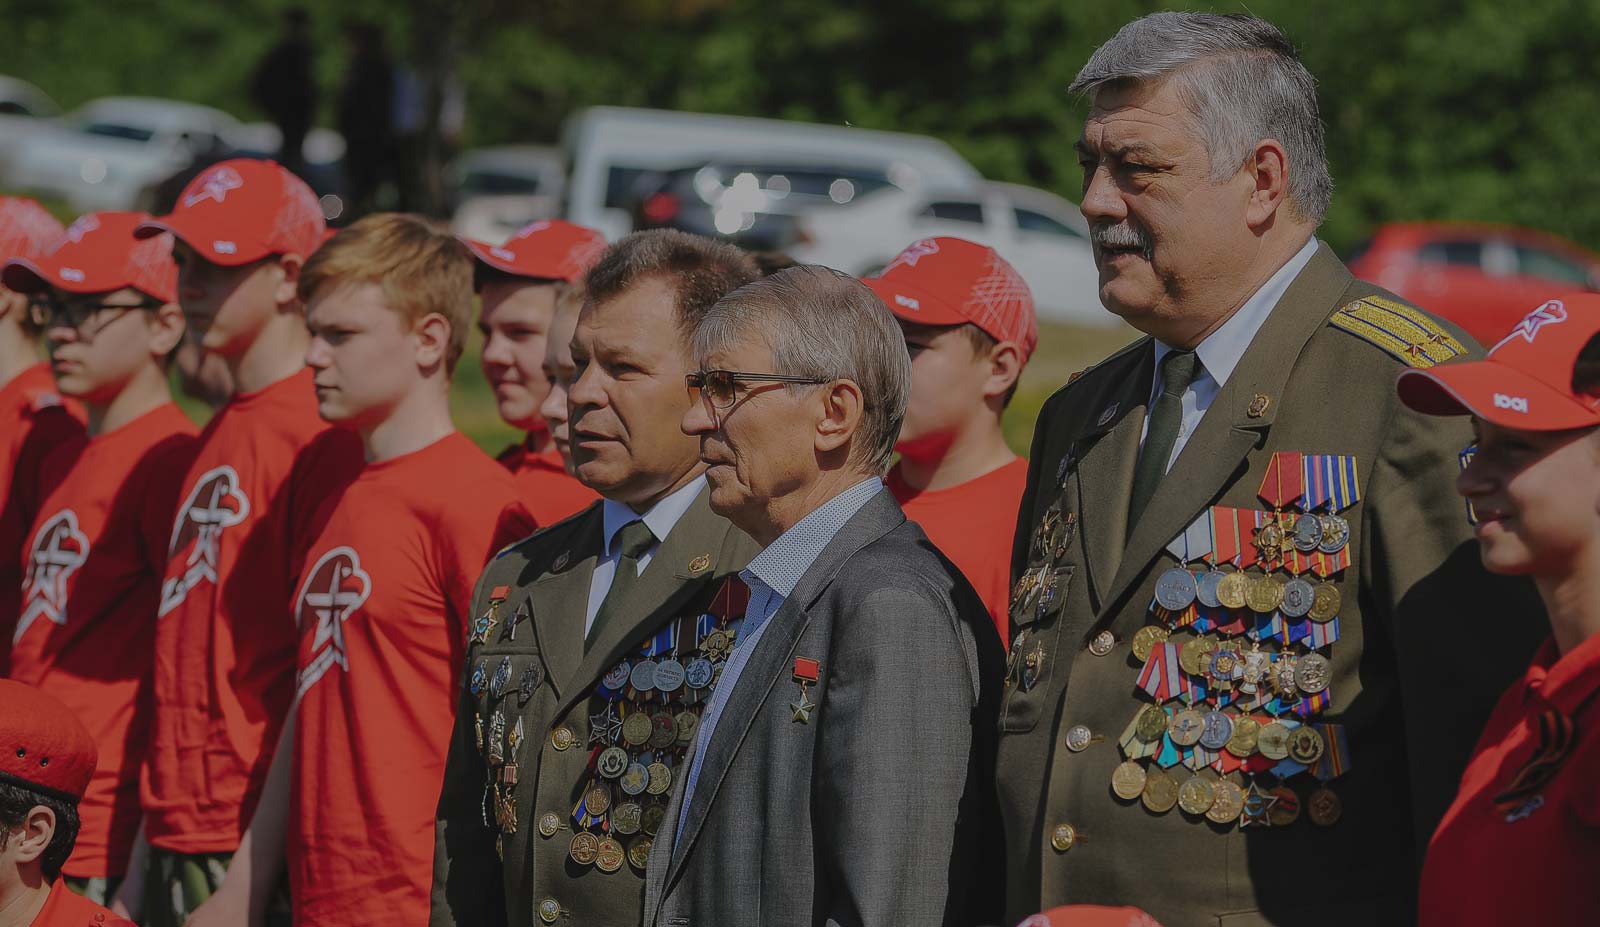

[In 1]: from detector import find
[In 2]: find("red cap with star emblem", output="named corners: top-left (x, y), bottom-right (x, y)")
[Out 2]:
top-left (135, 158), bottom-right (326, 266)
top-left (0, 197), bottom-right (65, 270)
top-left (464, 219), bottom-right (608, 286)
top-left (1398, 295), bottom-right (1600, 431)
top-left (0, 680), bottom-right (97, 802)
top-left (861, 236), bottom-right (1038, 362)
top-left (2, 211), bottom-right (177, 303)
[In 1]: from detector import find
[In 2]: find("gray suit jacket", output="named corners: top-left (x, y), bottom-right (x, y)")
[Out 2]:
top-left (641, 488), bottom-right (1006, 927)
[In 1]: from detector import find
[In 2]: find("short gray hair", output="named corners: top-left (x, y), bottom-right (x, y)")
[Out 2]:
top-left (692, 265), bottom-right (910, 475)
top-left (1070, 12), bottom-right (1332, 224)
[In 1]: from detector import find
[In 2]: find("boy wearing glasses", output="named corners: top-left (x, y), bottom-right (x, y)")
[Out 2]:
top-left (1, 211), bottom-right (198, 906)
top-left (0, 197), bottom-right (79, 672)
top-left (861, 237), bottom-right (1036, 641)
top-left (120, 159), bottom-right (362, 925)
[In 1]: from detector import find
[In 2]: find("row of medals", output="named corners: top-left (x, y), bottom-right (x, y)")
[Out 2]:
top-left (1118, 508), bottom-right (1351, 829)
top-left (556, 619), bottom-right (739, 874)
top-left (471, 600), bottom-right (542, 862)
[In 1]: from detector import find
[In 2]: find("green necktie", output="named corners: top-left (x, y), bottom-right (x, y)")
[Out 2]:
top-left (1129, 349), bottom-right (1201, 530)
top-left (586, 519), bottom-right (657, 651)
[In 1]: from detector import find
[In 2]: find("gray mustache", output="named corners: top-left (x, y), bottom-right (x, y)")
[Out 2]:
top-left (1090, 222), bottom-right (1152, 256)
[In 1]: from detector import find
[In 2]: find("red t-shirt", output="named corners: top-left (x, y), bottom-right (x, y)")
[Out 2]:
top-left (888, 457), bottom-right (1027, 642)
top-left (0, 364), bottom-right (86, 672)
top-left (289, 431), bottom-right (535, 927)
top-left (1419, 631), bottom-right (1600, 926)
top-left (28, 878), bottom-right (135, 927)
top-left (143, 369), bottom-right (363, 854)
top-left (9, 403), bottom-right (198, 878)
top-left (497, 435), bottom-right (596, 526)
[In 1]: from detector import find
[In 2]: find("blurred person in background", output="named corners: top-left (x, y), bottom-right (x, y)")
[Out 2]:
top-left (0, 198), bottom-right (79, 674)
top-left (337, 20), bottom-right (395, 216)
top-left (536, 274), bottom-right (586, 478)
top-left (249, 7), bottom-right (316, 177)
top-left (1400, 296), bottom-right (1600, 926)
top-left (2, 212), bottom-right (198, 908)
top-left (467, 220), bottom-right (607, 524)
top-left (171, 333), bottom-right (235, 410)
top-left (863, 236), bottom-right (1035, 642)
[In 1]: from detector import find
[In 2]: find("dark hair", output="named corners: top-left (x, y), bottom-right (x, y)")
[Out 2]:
top-left (583, 230), bottom-right (759, 340)
top-left (1574, 333), bottom-right (1600, 397)
top-left (0, 781), bottom-right (80, 879)
top-left (749, 250), bottom-right (799, 277)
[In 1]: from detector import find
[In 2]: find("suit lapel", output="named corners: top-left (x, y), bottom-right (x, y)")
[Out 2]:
top-left (663, 490), bottom-right (903, 887)
top-left (1073, 348), bottom-right (1155, 609)
top-left (1103, 243), bottom-right (1353, 615)
top-left (554, 487), bottom-right (730, 720)
top-left (526, 510), bottom-right (603, 703)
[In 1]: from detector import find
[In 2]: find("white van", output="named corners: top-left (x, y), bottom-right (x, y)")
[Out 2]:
top-left (561, 106), bottom-right (983, 241)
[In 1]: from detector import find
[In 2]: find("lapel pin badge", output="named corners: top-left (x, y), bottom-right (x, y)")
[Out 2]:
top-left (790, 657), bottom-right (820, 724)
top-left (551, 551), bottom-right (570, 572)
top-left (1247, 394), bottom-right (1271, 419)
top-left (687, 553), bottom-right (711, 575)
top-left (1096, 402), bottom-right (1119, 428)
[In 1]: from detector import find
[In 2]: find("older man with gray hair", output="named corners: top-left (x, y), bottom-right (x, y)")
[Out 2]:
top-left (642, 264), bottom-right (1005, 927)
top-left (999, 11), bottom-right (1541, 927)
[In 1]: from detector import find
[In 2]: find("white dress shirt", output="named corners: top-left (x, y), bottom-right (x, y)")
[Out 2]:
top-left (1143, 237), bottom-right (1318, 471)
top-left (583, 475), bottom-right (707, 636)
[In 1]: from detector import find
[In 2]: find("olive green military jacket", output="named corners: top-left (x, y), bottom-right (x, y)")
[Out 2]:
top-left (430, 484), bottom-right (760, 927)
top-left (996, 243), bottom-right (1545, 927)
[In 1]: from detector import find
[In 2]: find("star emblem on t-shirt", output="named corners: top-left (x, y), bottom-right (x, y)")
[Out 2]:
top-left (294, 546), bottom-right (373, 696)
top-left (15, 510), bottom-right (90, 642)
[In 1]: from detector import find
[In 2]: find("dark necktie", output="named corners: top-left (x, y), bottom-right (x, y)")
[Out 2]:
top-left (586, 519), bottom-right (656, 650)
top-left (1129, 349), bottom-right (1201, 529)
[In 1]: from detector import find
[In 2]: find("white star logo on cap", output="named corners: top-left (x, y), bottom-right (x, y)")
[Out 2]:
top-left (880, 238), bottom-right (941, 275)
top-left (1494, 299), bottom-right (1567, 353)
top-left (184, 166), bottom-right (244, 207)
top-left (63, 215), bottom-right (100, 244)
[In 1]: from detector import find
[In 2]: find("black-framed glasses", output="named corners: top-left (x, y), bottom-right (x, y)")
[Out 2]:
top-left (686, 369), bottom-right (831, 410)
top-left (28, 295), bottom-right (162, 334)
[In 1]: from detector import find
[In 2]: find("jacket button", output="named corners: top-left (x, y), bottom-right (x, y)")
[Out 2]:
top-left (550, 725), bottom-right (575, 751)
top-left (1051, 823), bottom-right (1077, 852)
top-left (539, 812), bottom-right (561, 837)
top-left (538, 898), bottom-right (562, 923)
top-left (1064, 724), bottom-right (1093, 752)
top-left (1088, 630), bottom-right (1116, 656)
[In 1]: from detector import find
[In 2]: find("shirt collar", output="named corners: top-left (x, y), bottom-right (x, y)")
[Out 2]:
top-left (601, 474), bottom-right (707, 556)
top-left (1521, 631), bottom-right (1600, 718)
top-left (1153, 236), bottom-right (1317, 390)
top-left (741, 477), bottom-right (884, 600)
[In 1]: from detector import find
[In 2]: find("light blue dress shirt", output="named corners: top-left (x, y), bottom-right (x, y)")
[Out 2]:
top-left (583, 475), bottom-right (706, 636)
top-left (674, 476), bottom-right (884, 840)
top-left (1144, 237), bottom-right (1318, 471)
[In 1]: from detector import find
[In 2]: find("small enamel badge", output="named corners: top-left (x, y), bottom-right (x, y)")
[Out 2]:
top-left (1097, 402), bottom-right (1119, 427)
top-left (790, 657), bottom-right (820, 724)
top-left (551, 551), bottom-right (571, 572)
top-left (687, 553), bottom-right (711, 575)
top-left (1247, 394), bottom-right (1271, 419)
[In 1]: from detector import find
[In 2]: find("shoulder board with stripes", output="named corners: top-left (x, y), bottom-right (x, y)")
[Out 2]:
top-left (1329, 296), bottom-right (1468, 369)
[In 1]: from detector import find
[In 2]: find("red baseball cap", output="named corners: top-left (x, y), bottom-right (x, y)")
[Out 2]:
top-left (0, 680), bottom-right (97, 802)
top-left (136, 158), bottom-right (325, 266)
top-left (1397, 295), bottom-right (1600, 431)
top-left (862, 236), bottom-right (1039, 362)
top-left (464, 219), bottom-right (609, 286)
top-left (3, 211), bottom-right (177, 303)
top-left (0, 197), bottom-right (65, 268)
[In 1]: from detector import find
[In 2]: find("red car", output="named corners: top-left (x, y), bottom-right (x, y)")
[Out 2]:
top-left (1345, 222), bottom-right (1600, 347)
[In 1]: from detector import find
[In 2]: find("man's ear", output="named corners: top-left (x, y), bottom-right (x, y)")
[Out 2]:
top-left (414, 312), bottom-right (451, 373)
top-left (148, 302), bottom-right (188, 358)
top-left (273, 253), bottom-right (305, 309)
top-left (982, 340), bottom-right (1025, 402)
top-left (10, 804), bottom-right (56, 865)
top-left (815, 378), bottom-right (864, 455)
top-left (1243, 138), bottom-right (1291, 231)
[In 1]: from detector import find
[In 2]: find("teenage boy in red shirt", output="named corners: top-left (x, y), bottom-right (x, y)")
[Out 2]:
top-left (535, 275), bottom-right (586, 481)
top-left (0, 198), bottom-right (79, 669)
top-left (117, 159), bottom-right (361, 925)
top-left (466, 219), bottom-right (604, 523)
top-left (192, 214), bottom-right (534, 927)
top-left (862, 237), bottom-right (1037, 641)
top-left (2, 212), bottom-right (198, 905)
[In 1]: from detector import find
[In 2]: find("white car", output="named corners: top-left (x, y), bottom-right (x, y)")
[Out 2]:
top-left (789, 180), bottom-right (1112, 326)
top-left (2, 96), bottom-right (239, 212)
top-left (0, 76), bottom-right (61, 167)
top-left (448, 145), bottom-right (566, 245)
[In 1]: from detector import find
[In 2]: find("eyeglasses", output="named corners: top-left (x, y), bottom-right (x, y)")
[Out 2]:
top-left (685, 369), bottom-right (831, 410)
top-left (28, 295), bottom-right (162, 334)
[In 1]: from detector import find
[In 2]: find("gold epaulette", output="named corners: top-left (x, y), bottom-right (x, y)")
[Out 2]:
top-left (1329, 296), bottom-right (1468, 369)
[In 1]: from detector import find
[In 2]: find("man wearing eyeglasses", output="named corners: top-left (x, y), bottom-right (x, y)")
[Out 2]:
top-left (1, 210), bottom-right (199, 909)
top-left (431, 229), bottom-right (763, 927)
top-left (642, 265), bottom-right (1006, 927)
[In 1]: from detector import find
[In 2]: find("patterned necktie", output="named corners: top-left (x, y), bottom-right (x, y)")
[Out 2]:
top-left (586, 519), bottom-right (656, 650)
top-left (1129, 349), bottom-right (1201, 530)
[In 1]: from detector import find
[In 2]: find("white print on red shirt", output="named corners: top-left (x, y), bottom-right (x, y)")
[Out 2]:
top-left (158, 465), bottom-right (250, 617)
top-left (15, 510), bottom-right (90, 642)
top-left (294, 546), bottom-right (372, 699)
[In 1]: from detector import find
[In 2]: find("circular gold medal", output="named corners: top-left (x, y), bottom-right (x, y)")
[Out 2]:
top-left (1307, 787), bottom-right (1342, 826)
top-left (1131, 625), bottom-right (1170, 663)
top-left (1178, 775), bottom-right (1217, 816)
top-left (596, 836), bottom-right (625, 873)
top-left (1141, 767), bottom-right (1180, 813)
top-left (1178, 636), bottom-right (1211, 676)
top-left (675, 710), bottom-right (700, 747)
top-left (621, 711), bottom-right (654, 746)
top-left (1288, 725), bottom-right (1326, 765)
top-left (1110, 760), bottom-right (1147, 801)
top-left (1267, 785), bottom-right (1301, 827)
top-left (1245, 574), bottom-right (1284, 614)
top-left (646, 762), bottom-right (673, 796)
top-left (628, 837), bottom-right (653, 871)
top-left (568, 831), bottom-right (600, 866)
top-left (641, 803), bottom-right (665, 836)
top-left (648, 712), bottom-right (677, 750)
top-left (1216, 572), bottom-right (1249, 610)
top-left (1226, 715), bottom-right (1260, 758)
top-left (1309, 583), bottom-right (1341, 622)
top-left (612, 802), bottom-right (642, 835)
top-left (1296, 653), bottom-right (1331, 694)
top-left (1135, 704), bottom-right (1169, 743)
top-left (1256, 721), bottom-right (1292, 761)
top-left (1207, 779), bottom-right (1246, 825)
top-left (585, 783), bottom-right (612, 816)
top-left (1168, 708), bottom-right (1206, 747)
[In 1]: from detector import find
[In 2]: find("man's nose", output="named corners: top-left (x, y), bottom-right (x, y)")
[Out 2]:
top-left (1080, 163), bottom-right (1128, 225)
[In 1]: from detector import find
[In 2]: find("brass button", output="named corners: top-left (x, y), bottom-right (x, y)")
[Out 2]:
top-left (1064, 724), bottom-right (1093, 753)
top-left (1050, 822), bottom-right (1077, 853)
top-left (550, 725), bottom-right (575, 751)
top-left (539, 812), bottom-right (561, 837)
top-left (538, 898), bottom-right (562, 923)
top-left (1088, 630), bottom-right (1115, 656)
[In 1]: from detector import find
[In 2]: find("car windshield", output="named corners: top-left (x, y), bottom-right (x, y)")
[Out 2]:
top-left (458, 170), bottom-right (543, 197)
top-left (80, 122), bottom-right (156, 143)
